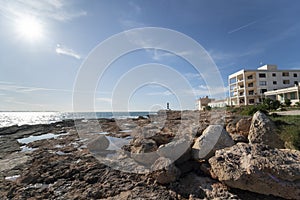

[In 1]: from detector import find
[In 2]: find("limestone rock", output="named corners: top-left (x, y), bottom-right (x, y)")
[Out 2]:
top-left (209, 143), bottom-right (300, 199)
top-left (236, 117), bottom-right (251, 136)
top-left (230, 134), bottom-right (248, 143)
top-left (150, 157), bottom-right (181, 185)
top-left (86, 135), bottom-right (110, 152)
top-left (131, 138), bottom-right (159, 165)
top-left (157, 137), bottom-right (191, 164)
top-left (225, 122), bottom-right (236, 134)
top-left (192, 125), bottom-right (234, 160)
top-left (248, 111), bottom-right (284, 148)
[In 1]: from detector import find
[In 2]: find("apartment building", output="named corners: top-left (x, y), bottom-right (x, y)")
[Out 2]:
top-left (228, 64), bottom-right (300, 106)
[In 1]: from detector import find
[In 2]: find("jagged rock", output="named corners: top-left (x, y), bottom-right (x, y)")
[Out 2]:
top-left (86, 135), bottom-right (110, 152)
top-left (230, 134), bottom-right (249, 143)
top-left (192, 125), bottom-right (234, 160)
top-left (209, 143), bottom-right (300, 199)
top-left (236, 117), bottom-right (251, 136)
top-left (248, 111), bottom-right (284, 148)
top-left (174, 173), bottom-right (239, 199)
top-left (226, 122), bottom-right (236, 134)
top-left (150, 157), bottom-right (181, 184)
top-left (157, 137), bottom-right (191, 164)
top-left (131, 138), bottom-right (159, 165)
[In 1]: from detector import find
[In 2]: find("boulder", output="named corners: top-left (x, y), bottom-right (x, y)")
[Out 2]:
top-left (157, 137), bottom-right (191, 164)
top-left (131, 138), bottom-right (159, 165)
top-left (209, 143), bottom-right (300, 199)
top-left (86, 135), bottom-right (110, 152)
top-left (225, 122), bottom-right (236, 134)
top-left (236, 117), bottom-right (251, 136)
top-left (230, 134), bottom-right (248, 143)
top-left (150, 157), bottom-right (181, 184)
top-left (248, 111), bottom-right (284, 148)
top-left (192, 125), bottom-right (234, 160)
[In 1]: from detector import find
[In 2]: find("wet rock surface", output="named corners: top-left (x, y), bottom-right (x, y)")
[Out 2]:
top-left (0, 110), bottom-right (295, 199)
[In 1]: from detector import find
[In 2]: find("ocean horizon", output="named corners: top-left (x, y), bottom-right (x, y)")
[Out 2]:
top-left (0, 111), bottom-right (154, 128)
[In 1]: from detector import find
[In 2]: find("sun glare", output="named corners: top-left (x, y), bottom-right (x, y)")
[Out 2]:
top-left (15, 16), bottom-right (44, 41)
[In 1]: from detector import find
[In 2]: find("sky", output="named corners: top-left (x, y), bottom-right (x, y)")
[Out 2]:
top-left (0, 0), bottom-right (300, 111)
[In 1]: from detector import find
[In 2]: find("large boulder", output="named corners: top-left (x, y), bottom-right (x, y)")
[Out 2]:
top-left (157, 137), bottom-right (191, 164)
top-left (209, 143), bottom-right (300, 199)
top-left (236, 117), bottom-right (251, 136)
top-left (248, 111), bottom-right (284, 148)
top-left (192, 125), bottom-right (234, 160)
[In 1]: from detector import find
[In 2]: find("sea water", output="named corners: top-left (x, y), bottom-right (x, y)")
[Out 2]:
top-left (0, 111), bottom-right (152, 128)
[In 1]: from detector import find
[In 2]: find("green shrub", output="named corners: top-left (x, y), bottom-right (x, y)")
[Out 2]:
top-left (285, 99), bottom-right (292, 107)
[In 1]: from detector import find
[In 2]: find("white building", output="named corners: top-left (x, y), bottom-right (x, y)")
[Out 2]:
top-left (228, 64), bottom-right (300, 106)
top-left (208, 98), bottom-right (229, 108)
top-left (264, 83), bottom-right (300, 105)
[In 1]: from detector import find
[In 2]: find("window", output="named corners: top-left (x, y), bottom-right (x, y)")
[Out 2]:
top-left (248, 90), bottom-right (254, 95)
top-left (272, 73), bottom-right (276, 77)
top-left (283, 80), bottom-right (290, 84)
top-left (291, 92), bottom-right (296, 100)
top-left (230, 78), bottom-right (236, 84)
top-left (248, 82), bottom-right (253, 87)
top-left (247, 75), bottom-right (253, 80)
top-left (259, 73), bottom-right (266, 78)
top-left (294, 73), bottom-right (298, 77)
top-left (249, 99), bottom-right (255, 104)
top-left (261, 89), bottom-right (267, 94)
top-left (282, 72), bottom-right (289, 76)
top-left (259, 81), bottom-right (267, 86)
top-left (295, 81), bottom-right (298, 85)
top-left (273, 81), bottom-right (277, 85)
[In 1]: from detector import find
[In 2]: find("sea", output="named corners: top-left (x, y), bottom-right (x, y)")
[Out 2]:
top-left (0, 111), bottom-right (152, 128)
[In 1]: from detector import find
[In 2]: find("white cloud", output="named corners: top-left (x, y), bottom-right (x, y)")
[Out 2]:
top-left (146, 90), bottom-right (173, 96)
top-left (55, 44), bottom-right (81, 59)
top-left (151, 49), bottom-right (194, 61)
top-left (0, 0), bottom-right (87, 22)
top-left (183, 72), bottom-right (202, 80)
top-left (96, 97), bottom-right (112, 103)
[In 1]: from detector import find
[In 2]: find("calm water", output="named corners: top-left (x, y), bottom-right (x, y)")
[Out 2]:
top-left (0, 111), bottom-right (152, 128)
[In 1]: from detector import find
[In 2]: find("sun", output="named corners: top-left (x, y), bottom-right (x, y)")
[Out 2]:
top-left (15, 16), bottom-right (44, 41)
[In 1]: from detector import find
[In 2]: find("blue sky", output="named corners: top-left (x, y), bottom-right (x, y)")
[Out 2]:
top-left (0, 0), bottom-right (300, 111)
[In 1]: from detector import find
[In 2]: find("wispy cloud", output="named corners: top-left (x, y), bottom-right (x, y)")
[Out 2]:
top-left (152, 49), bottom-right (193, 61)
top-left (183, 72), bottom-right (202, 81)
top-left (0, 82), bottom-right (72, 93)
top-left (96, 97), bottom-right (112, 103)
top-left (146, 90), bottom-right (173, 96)
top-left (119, 19), bottom-right (146, 29)
top-left (55, 44), bottom-right (81, 59)
top-left (129, 1), bottom-right (141, 14)
top-left (0, 0), bottom-right (87, 22)
top-left (190, 85), bottom-right (228, 98)
top-left (208, 48), bottom-right (264, 64)
top-left (228, 20), bottom-right (257, 34)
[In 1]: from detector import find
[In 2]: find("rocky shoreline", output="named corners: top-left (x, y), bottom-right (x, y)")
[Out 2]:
top-left (0, 110), bottom-right (299, 199)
